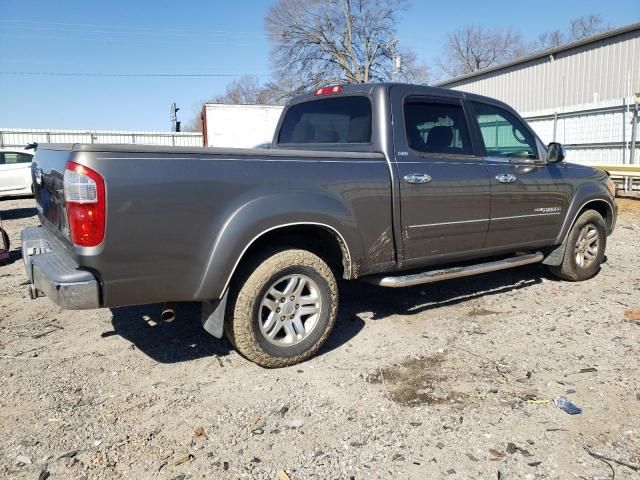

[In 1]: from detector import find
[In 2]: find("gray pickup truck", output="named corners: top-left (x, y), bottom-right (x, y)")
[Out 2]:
top-left (22, 83), bottom-right (617, 367)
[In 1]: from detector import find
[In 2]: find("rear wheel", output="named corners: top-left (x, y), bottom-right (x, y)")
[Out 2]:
top-left (548, 209), bottom-right (606, 281)
top-left (225, 248), bottom-right (338, 368)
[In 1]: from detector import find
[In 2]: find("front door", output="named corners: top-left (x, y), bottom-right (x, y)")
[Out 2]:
top-left (469, 101), bottom-right (571, 253)
top-left (390, 88), bottom-right (491, 268)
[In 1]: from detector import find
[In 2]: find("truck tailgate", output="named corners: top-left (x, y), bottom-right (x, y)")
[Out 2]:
top-left (31, 146), bottom-right (74, 244)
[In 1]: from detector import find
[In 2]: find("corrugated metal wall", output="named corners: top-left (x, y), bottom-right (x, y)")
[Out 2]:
top-left (522, 99), bottom-right (639, 165)
top-left (442, 28), bottom-right (640, 112)
top-left (0, 128), bottom-right (203, 148)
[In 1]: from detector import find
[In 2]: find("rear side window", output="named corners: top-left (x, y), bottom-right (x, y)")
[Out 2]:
top-left (0, 153), bottom-right (33, 164)
top-left (404, 101), bottom-right (473, 155)
top-left (278, 96), bottom-right (372, 144)
top-left (472, 102), bottom-right (538, 159)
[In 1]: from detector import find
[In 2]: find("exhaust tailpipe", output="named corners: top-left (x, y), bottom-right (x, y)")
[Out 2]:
top-left (160, 303), bottom-right (176, 323)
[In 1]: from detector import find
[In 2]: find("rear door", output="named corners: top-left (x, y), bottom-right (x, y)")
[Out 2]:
top-left (468, 100), bottom-right (571, 253)
top-left (0, 152), bottom-right (32, 193)
top-left (390, 87), bottom-right (490, 268)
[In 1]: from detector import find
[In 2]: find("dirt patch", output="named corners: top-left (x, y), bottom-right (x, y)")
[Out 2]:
top-left (617, 197), bottom-right (640, 217)
top-left (367, 355), bottom-right (466, 407)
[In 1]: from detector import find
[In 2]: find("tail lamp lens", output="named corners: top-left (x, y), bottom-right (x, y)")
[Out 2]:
top-left (63, 162), bottom-right (105, 247)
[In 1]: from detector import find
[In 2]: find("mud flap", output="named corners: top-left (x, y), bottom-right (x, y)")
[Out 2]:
top-left (201, 290), bottom-right (229, 338)
top-left (542, 241), bottom-right (567, 266)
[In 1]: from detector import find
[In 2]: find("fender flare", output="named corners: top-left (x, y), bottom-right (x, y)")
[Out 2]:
top-left (194, 192), bottom-right (363, 301)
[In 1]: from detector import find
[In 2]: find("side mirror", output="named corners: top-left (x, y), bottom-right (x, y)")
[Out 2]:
top-left (546, 142), bottom-right (565, 163)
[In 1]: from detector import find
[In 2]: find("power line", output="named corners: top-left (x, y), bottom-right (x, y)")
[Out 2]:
top-left (0, 19), bottom-right (269, 37)
top-left (0, 71), bottom-right (272, 78)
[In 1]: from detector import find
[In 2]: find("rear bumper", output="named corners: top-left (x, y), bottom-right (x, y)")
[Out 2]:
top-left (21, 226), bottom-right (100, 309)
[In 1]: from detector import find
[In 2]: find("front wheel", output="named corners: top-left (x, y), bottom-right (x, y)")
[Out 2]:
top-left (225, 248), bottom-right (338, 368)
top-left (548, 209), bottom-right (606, 281)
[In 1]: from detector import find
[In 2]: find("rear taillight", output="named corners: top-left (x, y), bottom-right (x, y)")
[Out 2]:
top-left (63, 161), bottom-right (105, 247)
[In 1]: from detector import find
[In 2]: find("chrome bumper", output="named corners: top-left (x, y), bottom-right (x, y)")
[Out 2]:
top-left (21, 226), bottom-right (100, 309)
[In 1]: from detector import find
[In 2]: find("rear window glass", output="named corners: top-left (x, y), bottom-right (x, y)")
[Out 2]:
top-left (278, 96), bottom-right (372, 144)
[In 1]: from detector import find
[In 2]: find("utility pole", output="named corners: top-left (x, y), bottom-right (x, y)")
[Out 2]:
top-left (170, 102), bottom-right (181, 132)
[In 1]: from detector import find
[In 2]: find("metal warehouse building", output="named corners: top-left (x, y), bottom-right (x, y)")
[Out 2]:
top-left (436, 23), bottom-right (640, 169)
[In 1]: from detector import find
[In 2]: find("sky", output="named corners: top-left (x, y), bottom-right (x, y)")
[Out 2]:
top-left (1, 0), bottom-right (639, 131)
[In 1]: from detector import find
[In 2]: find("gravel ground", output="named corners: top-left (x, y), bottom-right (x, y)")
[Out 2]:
top-left (1, 196), bottom-right (639, 480)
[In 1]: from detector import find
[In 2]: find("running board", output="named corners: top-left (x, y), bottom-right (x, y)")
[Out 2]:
top-left (364, 252), bottom-right (544, 288)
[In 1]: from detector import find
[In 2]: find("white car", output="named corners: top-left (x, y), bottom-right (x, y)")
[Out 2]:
top-left (0, 148), bottom-right (34, 197)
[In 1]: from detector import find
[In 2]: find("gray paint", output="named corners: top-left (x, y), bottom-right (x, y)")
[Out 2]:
top-left (27, 83), bottom-right (616, 312)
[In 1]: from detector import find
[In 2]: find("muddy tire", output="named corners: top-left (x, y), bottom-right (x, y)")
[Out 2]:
top-left (548, 209), bottom-right (606, 281)
top-left (225, 248), bottom-right (338, 368)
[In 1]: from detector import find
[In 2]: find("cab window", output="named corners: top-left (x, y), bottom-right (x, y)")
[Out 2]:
top-left (472, 102), bottom-right (538, 159)
top-left (404, 101), bottom-right (473, 156)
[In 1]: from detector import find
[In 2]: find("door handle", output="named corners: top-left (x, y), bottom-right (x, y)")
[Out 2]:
top-left (404, 173), bottom-right (432, 184)
top-left (495, 173), bottom-right (517, 183)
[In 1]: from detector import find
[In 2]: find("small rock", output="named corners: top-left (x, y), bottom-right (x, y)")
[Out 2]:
top-left (172, 475), bottom-right (185, 480)
top-left (285, 418), bottom-right (305, 429)
top-left (489, 448), bottom-right (505, 459)
top-left (489, 387), bottom-right (499, 394)
top-left (635, 392), bottom-right (640, 401)
top-left (506, 443), bottom-right (518, 454)
top-left (526, 439), bottom-right (535, 445)
top-left (59, 450), bottom-right (78, 459)
top-left (194, 426), bottom-right (207, 438)
top-left (223, 461), bottom-right (229, 470)
top-left (172, 453), bottom-right (193, 466)
top-left (16, 455), bottom-right (32, 465)
top-left (279, 406), bottom-right (289, 417)
top-left (528, 461), bottom-right (542, 467)
top-left (19, 439), bottom-right (39, 447)
top-left (250, 413), bottom-right (261, 425)
top-left (447, 468), bottom-right (456, 474)
top-left (436, 442), bottom-right (445, 449)
top-left (466, 453), bottom-right (479, 462)
top-left (38, 469), bottom-right (50, 480)
top-left (250, 457), bottom-right (261, 463)
top-left (392, 453), bottom-right (405, 461)
top-left (409, 421), bottom-right (422, 427)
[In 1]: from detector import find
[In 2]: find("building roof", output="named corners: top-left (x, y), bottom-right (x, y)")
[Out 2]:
top-left (436, 22), bottom-right (640, 87)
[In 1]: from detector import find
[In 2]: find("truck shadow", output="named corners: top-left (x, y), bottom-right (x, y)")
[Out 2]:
top-left (107, 264), bottom-right (547, 364)
top-left (107, 302), bottom-right (232, 363)
top-left (320, 264), bottom-right (546, 354)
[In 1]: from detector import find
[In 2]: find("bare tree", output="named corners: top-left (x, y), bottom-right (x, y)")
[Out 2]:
top-left (265, 0), bottom-right (429, 91)
top-left (184, 76), bottom-right (291, 131)
top-left (536, 14), bottom-right (605, 50)
top-left (537, 29), bottom-right (564, 50)
top-left (211, 76), bottom-right (271, 105)
top-left (569, 14), bottom-right (604, 41)
top-left (439, 25), bottom-right (528, 77)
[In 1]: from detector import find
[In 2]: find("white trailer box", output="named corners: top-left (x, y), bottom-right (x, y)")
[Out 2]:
top-left (201, 104), bottom-right (284, 148)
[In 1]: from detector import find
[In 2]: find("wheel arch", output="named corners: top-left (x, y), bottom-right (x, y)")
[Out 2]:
top-left (194, 192), bottom-right (361, 301)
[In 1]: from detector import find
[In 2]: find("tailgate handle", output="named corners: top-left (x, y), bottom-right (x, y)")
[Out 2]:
top-left (404, 173), bottom-right (432, 184)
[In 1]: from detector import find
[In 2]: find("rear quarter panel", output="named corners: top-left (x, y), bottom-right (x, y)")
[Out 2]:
top-left (74, 149), bottom-right (393, 307)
